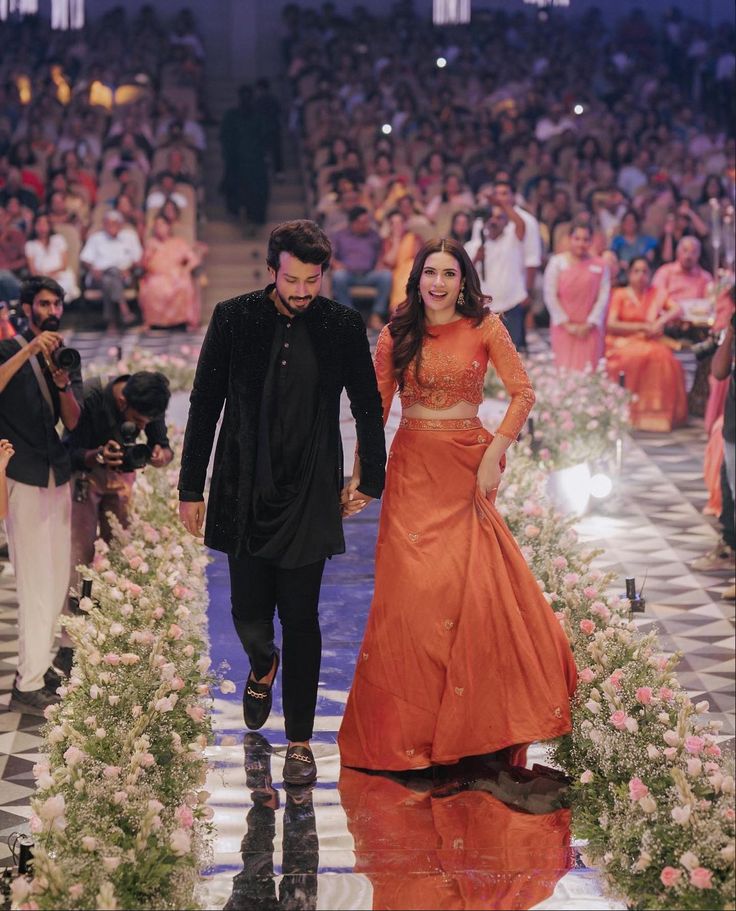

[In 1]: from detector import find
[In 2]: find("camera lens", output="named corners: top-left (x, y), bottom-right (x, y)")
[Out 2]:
top-left (51, 346), bottom-right (81, 371)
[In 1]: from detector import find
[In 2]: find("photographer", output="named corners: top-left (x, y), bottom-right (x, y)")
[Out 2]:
top-left (65, 371), bottom-right (173, 596)
top-left (0, 276), bottom-right (82, 715)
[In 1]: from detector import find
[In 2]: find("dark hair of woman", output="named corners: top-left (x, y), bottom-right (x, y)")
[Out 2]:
top-left (628, 255), bottom-right (651, 273)
top-left (389, 237), bottom-right (488, 390)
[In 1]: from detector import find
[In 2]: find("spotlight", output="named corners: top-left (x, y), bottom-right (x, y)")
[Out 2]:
top-left (573, 103), bottom-right (584, 115)
top-left (589, 472), bottom-right (613, 499)
top-left (381, 123), bottom-right (392, 135)
top-left (436, 57), bottom-right (447, 68)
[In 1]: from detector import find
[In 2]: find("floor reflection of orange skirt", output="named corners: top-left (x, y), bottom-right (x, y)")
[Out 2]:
top-left (338, 418), bottom-right (578, 772)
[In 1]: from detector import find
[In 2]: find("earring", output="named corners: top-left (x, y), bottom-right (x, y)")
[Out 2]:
top-left (457, 287), bottom-right (465, 308)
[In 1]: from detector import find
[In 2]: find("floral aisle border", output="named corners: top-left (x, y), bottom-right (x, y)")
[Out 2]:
top-left (84, 347), bottom-right (199, 393)
top-left (498, 451), bottom-right (734, 911)
top-left (11, 437), bottom-right (233, 911)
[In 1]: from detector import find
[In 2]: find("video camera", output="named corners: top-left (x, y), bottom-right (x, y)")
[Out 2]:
top-left (118, 421), bottom-right (152, 471)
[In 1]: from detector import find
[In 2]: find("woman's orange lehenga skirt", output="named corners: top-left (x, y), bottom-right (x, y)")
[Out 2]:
top-left (338, 417), bottom-right (578, 772)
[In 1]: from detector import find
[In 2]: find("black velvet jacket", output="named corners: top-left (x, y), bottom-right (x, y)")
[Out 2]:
top-left (178, 289), bottom-right (386, 556)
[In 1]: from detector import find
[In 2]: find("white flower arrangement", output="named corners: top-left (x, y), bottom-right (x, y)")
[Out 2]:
top-left (11, 433), bottom-right (229, 911)
top-left (498, 452), bottom-right (735, 911)
top-left (84, 347), bottom-right (200, 393)
top-left (485, 357), bottom-right (631, 471)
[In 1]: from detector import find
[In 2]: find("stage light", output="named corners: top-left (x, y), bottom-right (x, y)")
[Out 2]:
top-left (381, 123), bottom-right (392, 135)
top-left (590, 472), bottom-right (613, 499)
top-left (574, 103), bottom-right (584, 115)
top-left (436, 57), bottom-right (447, 68)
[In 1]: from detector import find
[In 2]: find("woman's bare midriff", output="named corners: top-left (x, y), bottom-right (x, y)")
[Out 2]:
top-left (402, 402), bottom-right (479, 420)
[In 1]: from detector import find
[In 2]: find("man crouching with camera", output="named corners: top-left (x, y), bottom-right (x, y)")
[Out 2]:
top-left (65, 370), bottom-right (173, 607)
top-left (0, 276), bottom-right (82, 715)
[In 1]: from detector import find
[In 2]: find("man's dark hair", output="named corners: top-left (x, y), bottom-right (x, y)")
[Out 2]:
top-left (122, 371), bottom-right (171, 419)
top-left (266, 219), bottom-right (332, 273)
top-left (348, 205), bottom-right (368, 224)
top-left (493, 178), bottom-right (516, 193)
top-left (20, 275), bottom-right (64, 306)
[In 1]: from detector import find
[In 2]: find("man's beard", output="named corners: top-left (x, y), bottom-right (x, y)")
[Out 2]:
top-left (276, 289), bottom-right (314, 316)
top-left (34, 313), bottom-right (61, 332)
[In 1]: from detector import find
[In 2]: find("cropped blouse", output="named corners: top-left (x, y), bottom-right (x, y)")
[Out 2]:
top-left (374, 313), bottom-right (535, 441)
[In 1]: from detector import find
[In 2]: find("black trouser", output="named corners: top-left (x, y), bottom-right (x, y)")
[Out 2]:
top-left (228, 553), bottom-right (325, 742)
top-left (720, 460), bottom-right (735, 552)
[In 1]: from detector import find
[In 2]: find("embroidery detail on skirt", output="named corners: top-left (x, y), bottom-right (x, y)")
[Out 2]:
top-left (453, 838), bottom-right (464, 850)
top-left (454, 686), bottom-right (464, 696)
top-left (399, 416), bottom-right (482, 432)
top-left (362, 652), bottom-right (369, 661)
top-left (405, 748), bottom-right (415, 757)
top-left (443, 619), bottom-right (455, 630)
top-left (554, 706), bottom-right (562, 718)
top-left (408, 531), bottom-right (420, 543)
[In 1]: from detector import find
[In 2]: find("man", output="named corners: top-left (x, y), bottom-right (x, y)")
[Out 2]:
top-left (0, 276), bottom-right (82, 715)
top-left (80, 210), bottom-right (142, 331)
top-left (178, 220), bottom-right (385, 786)
top-left (465, 196), bottom-right (527, 350)
top-left (65, 371), bottom-right (173, 597)
top-left (220, 86), bottom-right (269, 232)
top-left (488, 178), bottom-right (543, 347)
top-left (331, 206), bottom-right (392, 330)
top-left (652, 236), bottom-right (712, 305)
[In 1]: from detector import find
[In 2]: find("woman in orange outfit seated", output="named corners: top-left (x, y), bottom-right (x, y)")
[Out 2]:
top-left (605, 256), bottom-right (688, 432)
top-left (338, 238), bottom-right (577, 773)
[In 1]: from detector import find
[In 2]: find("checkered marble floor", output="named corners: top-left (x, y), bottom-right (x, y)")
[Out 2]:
top-left (0, 328), bottom-right (732, 910)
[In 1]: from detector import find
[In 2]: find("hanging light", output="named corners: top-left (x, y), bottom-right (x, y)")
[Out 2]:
top-left (51, 0), bottom-right (85, 30)
top-left (433, 0), bottom-right (470, 26)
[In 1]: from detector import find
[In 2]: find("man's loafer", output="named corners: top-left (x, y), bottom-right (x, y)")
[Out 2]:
top-left (243, 651), bottom-right (279, 730)
top-left (283, 744), bottom-right (317, 786)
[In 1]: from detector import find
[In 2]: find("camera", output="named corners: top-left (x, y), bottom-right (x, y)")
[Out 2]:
top-left (51, 343), bottom-right (81, 372)
top-left (692, 330), bottom-right (725, 362)
top-left (118, 421), bottom-right (152, 471)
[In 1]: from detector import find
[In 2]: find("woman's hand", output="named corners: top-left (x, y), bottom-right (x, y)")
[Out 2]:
top-left (0, 439), bottom-right (14, 472)
top-left (477, 456), bottom-right (502, 499)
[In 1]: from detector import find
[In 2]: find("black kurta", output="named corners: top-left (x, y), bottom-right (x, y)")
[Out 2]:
top-left (178, 288), bottom-right (386, 559)
top-left (248, 310), bottom-right (343, 567)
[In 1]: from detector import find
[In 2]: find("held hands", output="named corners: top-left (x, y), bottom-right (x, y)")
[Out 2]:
top-left (563, 321), bottom-right (592, 338)
top-left (0, 439), bottom-right (14, 472)
top-left (341, 477), bottom-right (373, 518)
top-left (179, 500), bottom-right (205, 537)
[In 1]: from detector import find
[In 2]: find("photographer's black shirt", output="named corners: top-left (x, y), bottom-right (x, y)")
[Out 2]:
top-left (65, 374), bottom-right (171, 471)
top-left (0, 331), bottom-right (83, 487)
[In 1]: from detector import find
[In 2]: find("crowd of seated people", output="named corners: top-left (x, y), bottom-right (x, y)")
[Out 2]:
top-left (288, 2), bottom-right (734, 438)
top-left (0, 6), bottom-right (208, 332)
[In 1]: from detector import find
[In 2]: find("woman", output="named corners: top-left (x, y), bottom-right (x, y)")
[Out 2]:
top-left (610, 208), bottom-right (658, 280)
top-left (338, 238), bottom-right (577, 772)
top-left (138, 215), bottom-right (201, 330)
top-left (380, 209), bottom-right (422, 314)
top-left (543, 217), bottom-right (611, 372)
top-left (605, 257), bottom-right (688, 432)
top-left (24, 213), bottom-right (80, 301)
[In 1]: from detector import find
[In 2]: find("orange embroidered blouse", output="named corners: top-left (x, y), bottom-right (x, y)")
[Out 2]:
top-left (374, 313), bottom-right (535, 441)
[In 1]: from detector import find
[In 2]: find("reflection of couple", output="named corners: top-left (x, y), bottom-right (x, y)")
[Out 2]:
top-left (224, 733), bottom-right (573, 911)
top-left (180, 220), bottom-right (576, 786)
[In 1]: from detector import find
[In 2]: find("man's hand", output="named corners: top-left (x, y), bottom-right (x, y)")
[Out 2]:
top-left (28, 331), bottom-right (63, 359)
top-left (0, 439), bottom-right (14, 472)
top-left (102, 439), bottom-right (124, 469)
top-left (179, 500), bottom-right (205, 537)
top-left (340, 478), bottom-right (372, 517)
top-left (150, 444), bottom-right (173, 468)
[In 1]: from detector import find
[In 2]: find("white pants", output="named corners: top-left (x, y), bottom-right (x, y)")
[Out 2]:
top-left (4, 478), bottom-right (71, 691)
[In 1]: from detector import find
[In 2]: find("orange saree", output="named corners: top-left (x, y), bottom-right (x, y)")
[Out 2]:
top-left (605, 286), bottom-right (688, 432)
top-left (338, 315), bottom-right (578, 772)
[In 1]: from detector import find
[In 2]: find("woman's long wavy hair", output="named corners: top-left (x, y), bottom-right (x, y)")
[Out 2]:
top-left (389, 237), bottom-right (488, 389)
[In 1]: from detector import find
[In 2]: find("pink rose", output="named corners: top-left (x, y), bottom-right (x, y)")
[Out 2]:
top-left (186, 704), bottom-right (206, 722)
top-left (704, 743), bottom-right (722, 757)
top-left (580, 769), bottom-right (594, 784)
top-left (553, 556), bottom-right (568, 569)
top-left (524, 524), bottom-right (540, 538)
top-left (689, 867), bottom-right (713, 889)
top-left (636, 687), bottom-right (653, 705)
top-left (175, 804), bottom-right (195, 828)
top-left (663, 747), bottom-right (677, 759)
top-left (660, 867), bottom-right (682, 888)
top-left (608, 669), bottom-right (624, 688)
top-left (628, 777), bottom-right (649, 801)
top-left (103, 652), bottom-right (121, 666)
top-left (563, 572), bottom-right (580, 587)
top-left (609, 710), bottom-right (627, 730)
top-left (168, 623), bottom-right (184, 640)
top-left (684, 736), bottom-right (705, 755)
top-left (659, 686), bottom-right (674, 702)
top-left (583, 586), bottom-right (598, 598)
top-left (579, 619), bottom-right (595, 635)
top-left (579, 667), bottom-right (596, 684)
